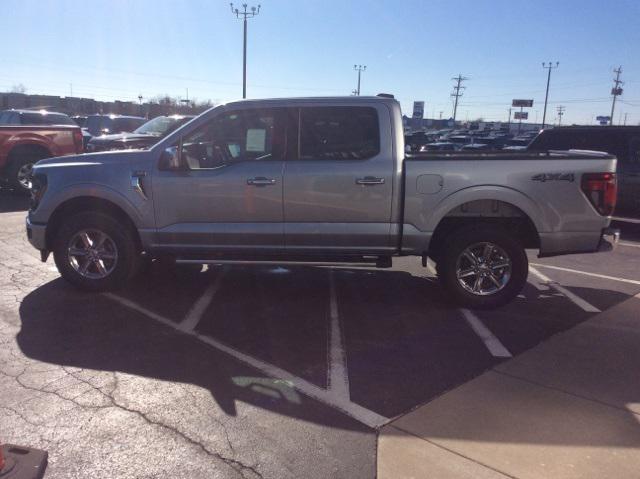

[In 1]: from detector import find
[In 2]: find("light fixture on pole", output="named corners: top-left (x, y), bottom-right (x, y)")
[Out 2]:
top-left (230, 3), bottom-right (261, 99)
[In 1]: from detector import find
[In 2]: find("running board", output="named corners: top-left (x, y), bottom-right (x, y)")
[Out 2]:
top-left (174, 256), bottom-right (393, 269)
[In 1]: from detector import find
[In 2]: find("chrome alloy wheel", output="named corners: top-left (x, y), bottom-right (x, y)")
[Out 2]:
top-left (455, 242), bottom-right (512, 296)
top-left (67, 229), bottom-right (118, 279)
top-left (17, 162), bottom-right (34, 189)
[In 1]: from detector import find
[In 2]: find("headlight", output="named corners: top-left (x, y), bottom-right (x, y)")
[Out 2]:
top-left (29, 173), bottom-right (48, 211)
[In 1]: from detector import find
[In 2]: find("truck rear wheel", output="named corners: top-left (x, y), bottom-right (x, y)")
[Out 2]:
top-left (436, 225), bottom-right (528, 309)
top-left (53, 212), bottom-right (141, 292)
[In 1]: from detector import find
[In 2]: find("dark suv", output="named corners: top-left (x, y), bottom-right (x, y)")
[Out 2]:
top-left (528, 126), bottom-right (640, 215)
top-left (84, 114), bottom-right (146, 137)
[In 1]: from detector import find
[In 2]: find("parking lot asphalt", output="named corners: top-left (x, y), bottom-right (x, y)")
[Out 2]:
top-left (2, 189), bottom-right (640, 478)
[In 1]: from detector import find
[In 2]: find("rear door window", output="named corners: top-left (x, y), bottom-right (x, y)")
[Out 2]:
top-left (298, 106), bottom-right (380, 160)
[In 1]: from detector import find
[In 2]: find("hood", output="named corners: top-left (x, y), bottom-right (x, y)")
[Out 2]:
top-left (34, 150), bottom-right (147, 169)
top-left (89, 131), bottom-right (156, 143)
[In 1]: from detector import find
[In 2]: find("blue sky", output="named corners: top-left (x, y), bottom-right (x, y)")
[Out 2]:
top-left (2, 0), bottom-right (639, 124)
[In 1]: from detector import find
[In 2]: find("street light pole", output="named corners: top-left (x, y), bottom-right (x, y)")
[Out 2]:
top-left (541, 61), bottom-right (559, 129)
top-left (354, 65), bottom-right (366, 96)
top-left (230, 3), bottom-right (261, 99)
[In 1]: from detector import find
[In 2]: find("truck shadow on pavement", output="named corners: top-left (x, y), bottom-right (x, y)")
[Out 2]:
top-left (0, 188), bottom-right (29, 213)
top-left (15, 263), bottom-right (636, 434)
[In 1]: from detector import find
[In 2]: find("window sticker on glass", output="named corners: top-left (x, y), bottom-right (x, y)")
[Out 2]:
top-left (246, 128), bottom-right (267, 152)
top-left (228, 143), bottom-right (241, 158)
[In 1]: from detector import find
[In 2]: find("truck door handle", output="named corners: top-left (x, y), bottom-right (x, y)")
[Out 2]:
top-left (356, 176), bottom-right (385, 185)
top-left (247, 177), bottom-right (277, 186)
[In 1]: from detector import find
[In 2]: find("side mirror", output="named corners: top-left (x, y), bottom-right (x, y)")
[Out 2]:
top-left (158, 146), bottom-right (185, 171)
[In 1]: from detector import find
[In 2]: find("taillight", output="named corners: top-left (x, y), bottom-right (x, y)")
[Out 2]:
top-left (73, 129), bottom-right (84, 153)
top-left (581, 172), bottom-right (617, 216)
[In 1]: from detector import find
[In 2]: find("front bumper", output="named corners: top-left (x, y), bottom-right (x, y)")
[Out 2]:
top-left (26, 216), bottom-right (47, 254)
top-left (597, 227), bottom-right (620, 253)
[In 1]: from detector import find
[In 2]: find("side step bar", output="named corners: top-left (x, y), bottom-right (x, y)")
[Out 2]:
top-left (174, 256), bottom-right (393, 269)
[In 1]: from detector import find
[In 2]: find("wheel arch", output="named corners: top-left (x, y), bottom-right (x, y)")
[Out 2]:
top-left (45, 196), bottom-right (142, 252)
top-left (427, 194), bottom-right (540, 261)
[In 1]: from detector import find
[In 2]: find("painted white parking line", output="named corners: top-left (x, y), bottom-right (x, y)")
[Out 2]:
top-left (178, 269), bottom-right (227, 332)
top-left (529, 267), bottom-right (601, 313)
top-left (460, 309), bottom-right (512, 358)
top-left (103, 292), bottom-right (389, 428)
top-left (328, 270), bottom-right (350, 399)
top-left (619, 241), bottom-right (640, 249)
top-left (530, 263), bottom-right (640, 286)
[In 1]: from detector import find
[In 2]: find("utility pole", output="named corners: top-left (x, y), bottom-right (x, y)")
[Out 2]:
top-left (557, 105), bottom-right (565, 126)
top-left (624, 112), bottom-right (628, 126)
top-left (507, 108), bottom-right (512, 132)
top-left (230, 3), bottom-right (261, 99)
top-left (354, 65), bottom-right (366, 96)
top-left (541, 61), bottom-right (559, 129)
top-left (450, 74), bottom-right (468, 124)
top-left (609, 66), bottom-right (623, 125)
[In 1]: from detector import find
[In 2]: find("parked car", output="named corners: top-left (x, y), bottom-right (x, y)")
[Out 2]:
top-left (86, 115), bottom-right (195, 152)
top-left (0, 124), bottom-right (83, 191)
top-left (420, 142), bottom-right (457, 152)
top-left (84, 114), bottom-right (146, 137)
top-left (0, 109), bottom-right (76, 126)
top-left (71, 116), bottom-right (88, 128)
top-left (26, 96), bottom-right (618, 309)
top-left (527, 126), bottom-right (640, 214)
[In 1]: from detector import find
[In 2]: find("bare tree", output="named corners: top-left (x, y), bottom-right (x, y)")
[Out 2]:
top-left (10, 83), bottom-right (27, 94)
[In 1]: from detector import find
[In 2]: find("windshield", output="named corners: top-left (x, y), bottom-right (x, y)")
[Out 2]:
top-left (134, 116), bottom-right (184, 136)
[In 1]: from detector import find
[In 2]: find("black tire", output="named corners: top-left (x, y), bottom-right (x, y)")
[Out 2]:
top-left (53, 212), bottom-right (141, 292)
top-left (436, 224), bottom-right (528, 310)
top-left (7, 149), bottom-right (46, 194)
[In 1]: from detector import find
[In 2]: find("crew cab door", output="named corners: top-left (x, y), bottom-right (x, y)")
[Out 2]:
top-left (151, 107), bottom-right (286, 251)
top-left (283, 104), bottom-right (395, 253)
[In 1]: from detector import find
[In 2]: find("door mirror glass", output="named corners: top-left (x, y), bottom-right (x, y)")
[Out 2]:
top-left (158, 146), bottom-right (185, 171)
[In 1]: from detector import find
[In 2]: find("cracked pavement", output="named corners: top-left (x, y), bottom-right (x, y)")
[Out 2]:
top-left (0, 205), bottom-right (375, 479)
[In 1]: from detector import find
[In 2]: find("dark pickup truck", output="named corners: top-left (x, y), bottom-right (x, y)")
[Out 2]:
top-left (528, 126), bottom-right (640, 214)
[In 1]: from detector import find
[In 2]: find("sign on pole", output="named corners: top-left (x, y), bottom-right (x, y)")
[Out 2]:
top-left (596, 115), bottom-right (611, 125)
top-left (412, 101), bottom-right (425, 120)
top-left (512, 99), bottom-right (534, 108)
top-left (514, 111), bottom-right (529, 120)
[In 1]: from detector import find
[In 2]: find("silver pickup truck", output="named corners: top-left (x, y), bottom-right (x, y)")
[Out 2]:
top-left (25, 96), bottom-right (619, 308)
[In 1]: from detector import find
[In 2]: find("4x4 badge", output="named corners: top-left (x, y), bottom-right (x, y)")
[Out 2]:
top-left (531, 173), bottom-right (575, 182)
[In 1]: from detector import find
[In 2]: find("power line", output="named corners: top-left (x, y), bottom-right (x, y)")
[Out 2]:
top-left (230, 3), bottom-right (261, 99)
top-left (556, 105), bottom-right (565, 126)
top-left (542, 61), bottom-right (559, 128)
top-left (451, 74), bottom-right (468, 122)
top-left (353, 65), bottom-right (366, 96)
top-left (609, 66), bottom-right (623, 125)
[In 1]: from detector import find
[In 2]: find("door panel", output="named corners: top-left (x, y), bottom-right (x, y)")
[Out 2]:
top-left (283, 105), bottom-right (395, 252)
top-left (152, 161), bottom-right (284, 249)
top-left (151, 108), bottom-right (286, 251)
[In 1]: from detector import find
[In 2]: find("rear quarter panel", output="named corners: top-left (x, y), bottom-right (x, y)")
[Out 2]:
top-left (402, 154), bottom-right (616, 254)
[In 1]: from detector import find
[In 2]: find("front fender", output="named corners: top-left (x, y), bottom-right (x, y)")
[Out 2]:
top-left (33, 182), bottom-right (151, 229)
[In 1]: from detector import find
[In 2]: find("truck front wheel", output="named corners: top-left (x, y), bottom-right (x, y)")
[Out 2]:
top-left (436, 225), bottom-right (528, 309)
top-left (53, 212), bottom-right (141, 292)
